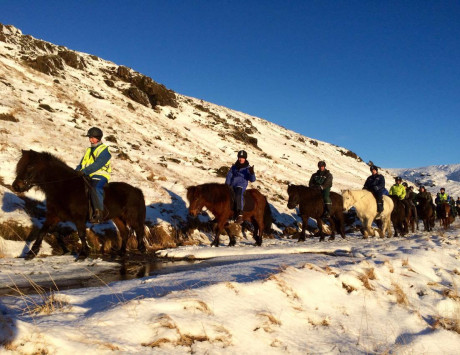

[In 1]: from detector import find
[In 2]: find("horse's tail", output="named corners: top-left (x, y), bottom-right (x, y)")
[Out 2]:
top-left (263, 197), bottom-right (273, 233)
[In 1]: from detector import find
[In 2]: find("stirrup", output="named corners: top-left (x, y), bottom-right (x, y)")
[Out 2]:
top-left (235, 214), bottom-right (244, 224)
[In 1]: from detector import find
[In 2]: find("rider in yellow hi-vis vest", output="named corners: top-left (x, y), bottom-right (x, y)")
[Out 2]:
top-left (76, 127), bottom-right (111, 223)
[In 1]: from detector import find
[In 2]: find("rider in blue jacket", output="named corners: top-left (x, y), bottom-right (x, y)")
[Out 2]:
top-left (225, 150), bottom-right (256, 223)
top-left (363, 165), bottom-right (386, 214)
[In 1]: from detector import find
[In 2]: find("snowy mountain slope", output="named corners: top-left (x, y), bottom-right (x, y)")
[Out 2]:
top-left (390, 165), bottom-right (460, 200)
top-left (0, 22), bottom-right (458, 243)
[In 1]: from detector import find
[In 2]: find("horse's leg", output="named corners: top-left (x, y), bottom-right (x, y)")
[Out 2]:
top-left (224, 226), bottom-right (236, 247)
top-left (211, 217), bottom-right (226, 247)
top-left (327, 216), bottom-right (337, 241)
top-left (298, 216), bottom-right (308, 242)
top-left (25, 215), bottom-right (59, 260)
top-left (112, 217), bottom-right (129, 256)
top-left (385, 216), bottom-right (393, 238)
top-left (253, 216), bottom-right (263, 246)
top-left (132, 222), bottom-right (146, 253)
top-left (74, 220), bottom-right (91, 260)
top-left (317, 218), bottom-right (325, 242)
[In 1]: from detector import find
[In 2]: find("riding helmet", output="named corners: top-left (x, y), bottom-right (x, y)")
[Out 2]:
top-left (395, 176), bottom-right (402, 182)
top-left (402, 182), bottom-right (408, 187)
top-left (85, 127), bottom-right (103, 139)
top-left (318, 161), bottom-right (326, 168)
top-left (370, 165), bottom-right (378, 172)
top-left (237, 150), bottom-right (248, 159)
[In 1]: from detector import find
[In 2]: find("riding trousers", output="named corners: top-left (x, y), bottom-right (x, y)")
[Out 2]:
top-left (322, 187), bottom-right (331, 205)
top-left (232, 186), bottom-right (244, 213)
top-left (90, 176), bottom-right (108, 211)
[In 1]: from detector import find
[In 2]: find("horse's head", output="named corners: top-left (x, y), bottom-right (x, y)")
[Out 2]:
top-left (12, 150), bottom-right (41, 192)
top-left (186, 186), bottom-right (205, 216)
top-left (287, 184), bottom-right (299, 209)
top-left (341, 190), bottom-right (354, 211)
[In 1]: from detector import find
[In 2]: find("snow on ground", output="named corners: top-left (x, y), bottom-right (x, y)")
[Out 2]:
top-left (1, 224), bottom-right (459, 354)
top-left (1, 24), bottom-right (460, 354)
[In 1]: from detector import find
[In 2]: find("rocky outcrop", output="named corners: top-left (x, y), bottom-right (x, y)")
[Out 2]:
top-left (29, 55), bottom-right (65, 76)
top-left (58, 50), bottom-right (87, 70)
top-left (123, 86), bottom-right (151, 107)
top-left (116, 65), bottom-right (177, 108)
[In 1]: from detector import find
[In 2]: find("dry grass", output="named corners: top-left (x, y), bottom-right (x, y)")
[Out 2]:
top-left (388, 282), bottom-right (409, 306)
top-left (342, 282), bottom-right (357, 293)
top-left (8, 274), bottom-right (70, 316)
top-left (357, 273), bottom-right (375, 291)
top-left (384, 260), bottom-right (394, 273)
top-left (433, 317), bottom-right (460, 334)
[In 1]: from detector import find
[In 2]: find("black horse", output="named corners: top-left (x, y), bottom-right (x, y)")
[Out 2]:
top-left (287, 184), bottom-right (345, 242)
top-left (12, 150), bottom-right (146, 260)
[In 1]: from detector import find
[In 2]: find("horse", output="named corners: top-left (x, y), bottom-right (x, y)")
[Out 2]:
top-left (389, 196), bottom-right (408, 237)
top-left (438, 202), bottom-right (454, 229)
top-left (12, 150), bottom-right (146, 260)
top-left (186, 183), bottom-right (272, 247)
top-left (286, 184), bottom-right (345, 242)
top-left (417, 199), bottom-right (435, 232)
top-left (342, 190), bottom-right (394, 238)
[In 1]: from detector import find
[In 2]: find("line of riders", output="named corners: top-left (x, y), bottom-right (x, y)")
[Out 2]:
top-left (78, 127), bottom-right (458, 225)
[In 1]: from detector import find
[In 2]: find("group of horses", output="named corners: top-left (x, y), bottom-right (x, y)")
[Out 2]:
top-left (11, 150), bottom-right (453, 261)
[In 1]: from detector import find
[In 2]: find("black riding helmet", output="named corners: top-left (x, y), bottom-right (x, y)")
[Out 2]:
top-left (85, 127), bottom-right (103, 139)
top-left (237, 150), bottom-right (247, 159)
top-left (395, 176), bottom-right (402, 182)
top-left (370, 165), bottom-right (378, 172)
top-left (318, 161), bottom-right (326, 168)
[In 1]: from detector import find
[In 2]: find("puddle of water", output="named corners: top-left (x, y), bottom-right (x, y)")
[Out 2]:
top-left (0, 257), bottom-right (199, 297)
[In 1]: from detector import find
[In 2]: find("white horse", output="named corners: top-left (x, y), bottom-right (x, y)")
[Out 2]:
top-left (342, 190), bottom-right (394, 238)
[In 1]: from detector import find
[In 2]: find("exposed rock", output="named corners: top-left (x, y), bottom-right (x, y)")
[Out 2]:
top-left (89, 90), bottom-right (104, 99)
top-left (29, 54), bottom-right (64, 76)
top-left (38, 103), bottom-right (55, 112)
top-left (104, 79), bottom-right (115, 87)
top-left (117, 65), bottom-right (132, 82)
top-left (123, 86), bottom-right (151, 108)
top-left (0, 23), bottom-right (22, 43)
top-left (58, 50), bottom-right (87, 70)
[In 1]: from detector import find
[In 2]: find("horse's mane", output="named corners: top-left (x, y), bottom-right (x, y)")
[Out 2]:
top-left (193, 183), bottom-right (231, 204)
top-left (26, 150), bottom-right (76, 175)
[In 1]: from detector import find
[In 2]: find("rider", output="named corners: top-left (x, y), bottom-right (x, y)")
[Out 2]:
top-left (416, 185), bottom-right (434, 206)
top-left (225, 150), bottom-right (256, 224)
top-left (435, 187), bottom-right (449, 218)
top-left (389, 177), bottom-right (406, 200)
top-left (309, 160), bottom-right (333, 218)
top-left (363, 165), bottom-right (386, 216)
top-left (76, 127), bottom-right (112, 223)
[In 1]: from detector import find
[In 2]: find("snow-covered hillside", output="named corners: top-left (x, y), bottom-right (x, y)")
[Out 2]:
top-left (1, 23), bottom-right (460, 355)
top-left (0, 23), bottom-right (396, 243)
top-left (391, 165), bottom-right (460, 200)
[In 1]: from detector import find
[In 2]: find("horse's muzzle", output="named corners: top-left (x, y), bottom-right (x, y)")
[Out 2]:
top-left (12, 178), bottom-right (30, 192)
top-left (287, 202), bottom-right (296, 209)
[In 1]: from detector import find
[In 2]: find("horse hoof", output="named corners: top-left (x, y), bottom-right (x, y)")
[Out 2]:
top-left (24, 251), bottom-right (36, 260)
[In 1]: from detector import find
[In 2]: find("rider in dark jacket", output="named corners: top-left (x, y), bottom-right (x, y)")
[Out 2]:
top-left (309, 161), bottom-right (333, 218)
top-left (363, 165), bottom-right (386, 213)
top-left (225, 150), bottom-right (256, 223)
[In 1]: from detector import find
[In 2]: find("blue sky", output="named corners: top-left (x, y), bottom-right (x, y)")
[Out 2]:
top-left (1, 1), bottom-right (459, 168)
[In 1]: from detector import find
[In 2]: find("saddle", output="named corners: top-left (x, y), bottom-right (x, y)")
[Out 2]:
top-left (228, 188), bottom-right (256, 214)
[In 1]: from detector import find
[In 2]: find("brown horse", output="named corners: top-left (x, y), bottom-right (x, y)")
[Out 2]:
top-left (417, 199), bottom-right (435, 232)
top-left (12, 150), bottom-right (146, 260)
top-left (438, 202), bottom-right (454, 229)
top-left (186, 183), bottom-right (272, 246)
top-left (287, 184), bottom-right (345, 242)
